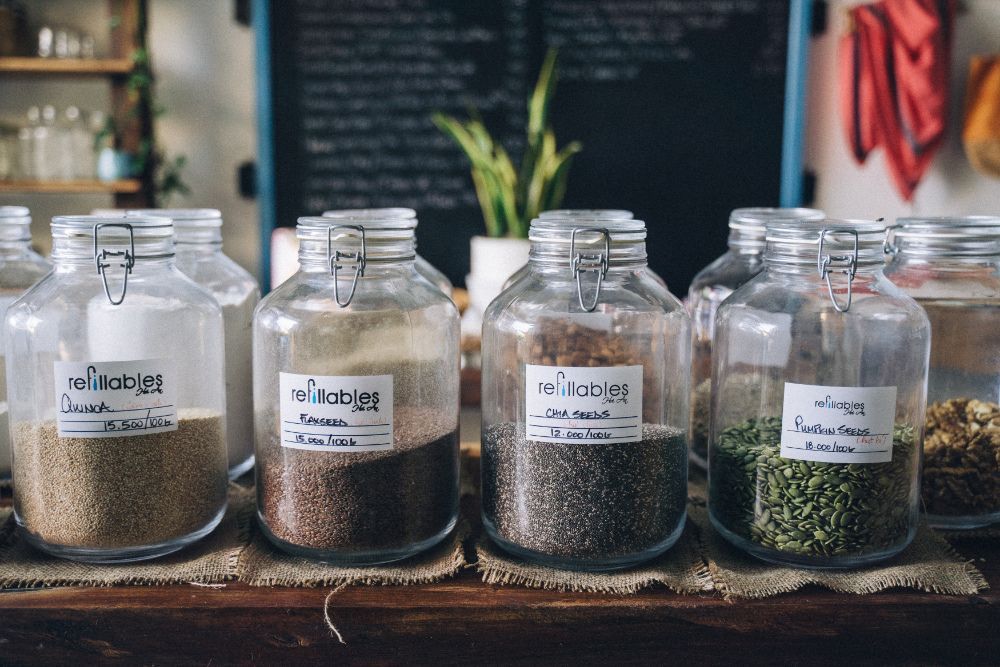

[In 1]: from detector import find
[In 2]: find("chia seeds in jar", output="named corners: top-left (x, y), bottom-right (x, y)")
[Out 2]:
top-left (708, 219), bottom-right (929, 568)
top-left (686, 207), bottom-right (824, 470)
top-left (0, 206), bottom-right (51, 483)
top-left (128, 208), bottom-right (261, 480)
top-left (481, 217), bottom-right (691, 571)
top-left (5, 215), bottom-right (228, 562)
top-left (254, 214), bottom-right (460, 564)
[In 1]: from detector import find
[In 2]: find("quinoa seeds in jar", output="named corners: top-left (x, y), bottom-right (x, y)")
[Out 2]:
top-left (481, 217), bottom-right (691, 571)
top-left (5, 215), bottom-right (228, 563)
top-left (253, 214), bottom-right (460, 564)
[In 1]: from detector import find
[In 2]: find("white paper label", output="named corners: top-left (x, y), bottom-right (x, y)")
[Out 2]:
top-left (53, 359), bottom-right (178, 438)
top-left (525, 364), bottom-right (643, 444)
top-left (279, 373), bottom-right (393, 452)
top-left (779, 383), bottom-right (897, 464)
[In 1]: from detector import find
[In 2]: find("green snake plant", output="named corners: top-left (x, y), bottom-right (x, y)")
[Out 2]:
top-left (433, 50), bottom-right (582, 238)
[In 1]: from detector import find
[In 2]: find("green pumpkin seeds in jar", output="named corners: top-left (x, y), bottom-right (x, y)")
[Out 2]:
top-left (708, 219), bottom-right (929, 568)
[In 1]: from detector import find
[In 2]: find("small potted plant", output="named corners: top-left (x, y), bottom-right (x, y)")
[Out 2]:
top-left (434, 49), bottom-right (581, 324)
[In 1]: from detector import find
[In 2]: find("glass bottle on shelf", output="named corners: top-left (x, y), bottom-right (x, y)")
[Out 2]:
top-left (128, 208), bottom-right (261, 480)
top-left (481, 217), bottom-right (690, 570)
top-left (5, 215), bottom-right (228, 562)
top-left (884, 216), bottom-right (1000, 529)
top-left (55, 106), bottom-right (76, 181)
top-left (0, 207), bottom-right (52, 482)
top-left (687, 207), bottom-right (824, 470)
top-left (322, 208), bottom-right (452, 296)
top-left (65, 106), bottom-right (95, 179)
top-left (32, 105), bottom-right (57, 182)
top-left (708, 219), bottom-right (929, 568)
top-left (18, 106), bottom-right (39, 180)
top-left (254, 214), bottom-right (460, 563)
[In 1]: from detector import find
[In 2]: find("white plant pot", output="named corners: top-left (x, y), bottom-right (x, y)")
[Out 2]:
top-left (462, 235), bottom-right (530, 336)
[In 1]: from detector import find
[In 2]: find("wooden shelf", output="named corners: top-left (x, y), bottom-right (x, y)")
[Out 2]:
top-left (0, 179), bottom-right (142, 194)
top-left (0, 57), bottom-right (133, 76)
top-left (1, 483), bottom-right (999, 663)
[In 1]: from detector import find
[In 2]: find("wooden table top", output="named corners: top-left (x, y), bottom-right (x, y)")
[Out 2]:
top-left (1, 539), bottom-right (998, 665)
top-left (1, 410), bottom-right (998, 664)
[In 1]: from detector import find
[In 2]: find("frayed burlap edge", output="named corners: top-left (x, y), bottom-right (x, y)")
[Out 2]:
top-left (0, 484), bottom-right (255, 589)
top-left (692, 506), bottom-right (988, 600)
top-left (475, 519), bottom-right (714, 595)
top-left (236, 520), bottom-right (470, 587)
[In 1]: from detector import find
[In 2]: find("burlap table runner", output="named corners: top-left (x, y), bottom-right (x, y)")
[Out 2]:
top-left (690, 505), bottom-right (987, 599)
top-left (475, 522), bottom-right (713, 594)
top-left (236, 521), bottom-right (469, 587)
top-left (0, 484), bottom-right (254, 589)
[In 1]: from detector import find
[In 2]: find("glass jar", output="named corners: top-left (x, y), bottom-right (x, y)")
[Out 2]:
top-left (708, 219), bottom-right (929, 568)
top-left (254, 215), bottom-right (460, 564)
top-left (502, 210), bottom-right (670, 291)
top-left (481, 218), bottom-right (690, 570)
top-left (688, 207), bottom-right (824, 470)
top-left (0, 206), bottom-right (52, 482)
top-left (128, 208), bottom-right (260, 480)
top-left (884, 216), bottom-right (1000, 529)
top-left (323, 208), bottom-right (452, 296)
top-left (5, 215), bottom-right (228, 562)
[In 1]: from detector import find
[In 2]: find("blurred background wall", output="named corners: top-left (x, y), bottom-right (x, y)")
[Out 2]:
top-left (2, 1), bottom-right (997, 283)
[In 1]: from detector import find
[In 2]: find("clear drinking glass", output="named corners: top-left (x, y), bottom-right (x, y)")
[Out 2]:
top-left (884, 216), bottom-right (1000, 529)
top-left (687, 207), bottom-right (824, 470)
top-left (708, 219), bottom-right (929, 568)
top-left (128, 208), bottom-right (261, 480)
top-left (254, 214), bottom-right (460, 564)
top-left (481, 217), bottom-right (690, 570)
top-left (322, 208), bottom-right (452, 296)
top-left (5, 215), bottom-right (228, 562)
top-left (0, 207), bottom-right (52, 482)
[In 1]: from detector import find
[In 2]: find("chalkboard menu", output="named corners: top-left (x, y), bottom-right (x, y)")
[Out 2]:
top-left (257, 0), bottom-right (798, 290)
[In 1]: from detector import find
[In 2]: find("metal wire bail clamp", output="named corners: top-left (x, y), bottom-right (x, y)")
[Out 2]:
top-left (817, 228), bottom-right (859, 313)
top-left (327, 224), bottom-right (366, 308)
top-left (569, 227), bottom-right (610, 312)
top-left (882, 223), bottom-right (901, 256)
top-left (93, 222), bottom-right (135, 306)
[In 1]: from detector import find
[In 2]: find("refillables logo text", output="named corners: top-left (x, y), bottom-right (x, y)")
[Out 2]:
top-left (291, 378), bottom-right (380, 409)
top-left (66, 365), bottom-right (163, 392)
top-left (536, 370), bottom-right (629, 399)
top-left (814, 395), bottom-right (865, 412)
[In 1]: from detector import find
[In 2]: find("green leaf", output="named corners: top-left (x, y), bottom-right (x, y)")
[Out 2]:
top-left (524, 130), bottom-right (556, 221)
top-left (471, 169), bottom-right (502, 237)
top-left (465, 120), bottom-right (495, 157)
top-left (432, 113), bottom-right (491, 170)
top-left (541, 141), bottom-right (582, 211)
top-left (527, 49), bottom-right (558, 151)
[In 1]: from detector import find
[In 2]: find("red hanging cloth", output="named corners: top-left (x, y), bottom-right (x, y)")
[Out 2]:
top-left (840, 0), bottom-right (955, 201)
